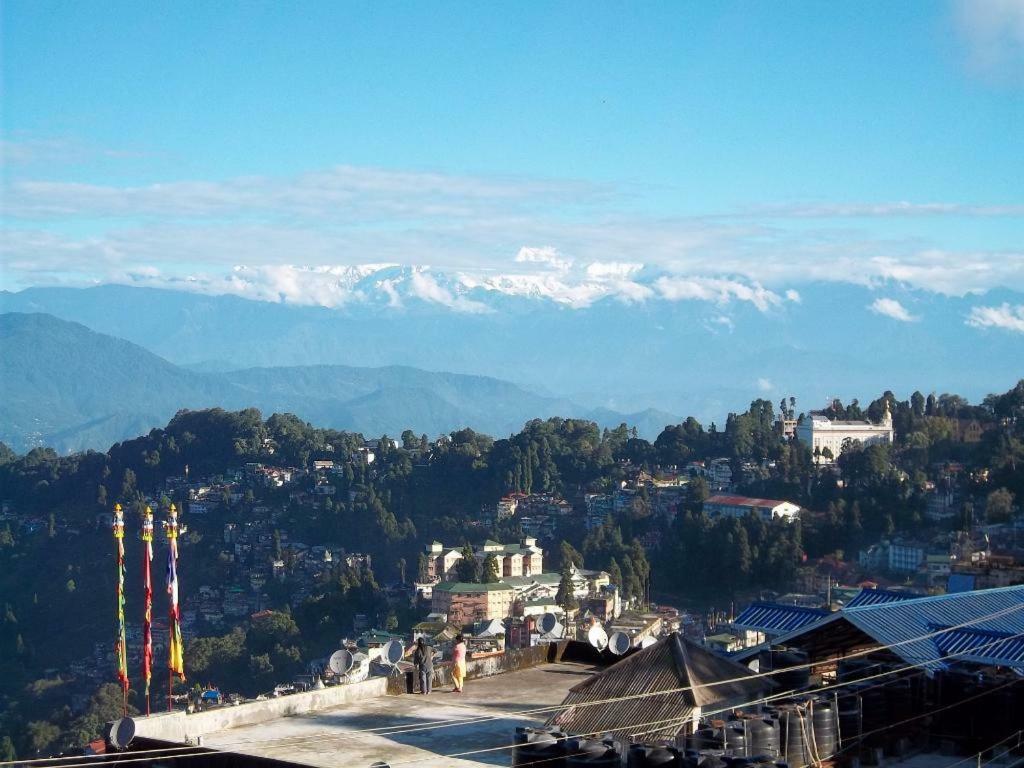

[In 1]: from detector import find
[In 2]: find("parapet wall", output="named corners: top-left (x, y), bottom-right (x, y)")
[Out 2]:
top-left (127, 676), bottom-right (388, 744)
top-left (386, 640), bottom-right (569, 694)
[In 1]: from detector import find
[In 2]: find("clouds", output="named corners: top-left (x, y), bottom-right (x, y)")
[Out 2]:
top-left (966, 303), bottom-right (1024, 333)
top-left (3, 152), bottom-right (1024, 308)
top-left (954, 0), bottom-right (1024, 84)
top-left (869, 298), bottom-right (919, 322)
top-left (654, 276), bottom-right (787, 312)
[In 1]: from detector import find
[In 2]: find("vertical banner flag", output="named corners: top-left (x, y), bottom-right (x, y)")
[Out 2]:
top-left (142, 505), bottom-right (154, 714)
top-left (165, 504), bottom-right (185, 685)
top-left (112, 504), bottom-right (129, 710)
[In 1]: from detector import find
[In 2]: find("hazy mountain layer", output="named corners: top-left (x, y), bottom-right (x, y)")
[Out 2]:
top-left (0, 313), bottom-right (676, 453)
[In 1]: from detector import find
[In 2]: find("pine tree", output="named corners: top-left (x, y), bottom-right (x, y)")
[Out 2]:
top-left (607, 558), bottom-right (623, 591)
top-left (482, 553), bottom-right (500, 583)
top-left (0, 735), bottom-right (15, 762)
top-left (455, 543), bottom-right (480, 582)
top-left (556, 565), bottom-right (578, 611)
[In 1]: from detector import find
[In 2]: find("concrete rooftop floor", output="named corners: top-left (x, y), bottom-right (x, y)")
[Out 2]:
top-left (202, 661), bottom-right (595, 768)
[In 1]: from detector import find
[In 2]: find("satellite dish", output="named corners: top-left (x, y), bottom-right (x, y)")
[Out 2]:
top-left (329, 649), bottom-right (354, 675)
top-left (608, 631), bottom-right (631, 656)
top-left (539, 612), bottom-right (559, 634)
top-left (587, 624), bottom-right (608, 651)
top-left (109, 717), bottom-right (136, 751)
top-left (383, 639), bottom-right (404, 666)
top-left (640, 636), bottom-right (657, 649)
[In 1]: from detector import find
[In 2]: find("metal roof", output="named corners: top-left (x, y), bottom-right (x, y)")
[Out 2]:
top-left (930, 624), bottom-right (1024, 669)
top-left (845, 587), bottom-right (924, 608)
top-left (733, 602), bottom-right (829, 635)
top-left (548, 633), bottom-right (770, 742)
top-left (705, 494), bottom-right (794, 508)
top-left (770, 584), bottom-right (1024, 671)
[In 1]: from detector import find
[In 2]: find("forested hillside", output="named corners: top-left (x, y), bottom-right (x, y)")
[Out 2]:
top-left (1, 380), bottom-right (1022, 758)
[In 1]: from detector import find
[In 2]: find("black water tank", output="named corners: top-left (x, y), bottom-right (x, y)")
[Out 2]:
top-left (810, 698), bottom-right (836, 759)
top-left (778, 707), bottom-right (810, 768)
top-left (627, 743), bottom-right (683, 767)
top-left (859, 681), bottom-right (888, 740)
top-left (513, 726), bottom-right (568, 768)
top-left (688, 728), bottom-right (723, 752)
top-left (565, 737), bottom-right (621, 767)
top-left (772, 650), bottom-right (810, 692)
top-left (836, 690), bottom-right (862, 747)
top-left (746, 717), bottom-right (780, 757)
top-left (721, 722), bottom-right (748, 757)
top-left (886, 678), bottom-right (912, 725)
top-left (695, 752), bottom-right (728, 768)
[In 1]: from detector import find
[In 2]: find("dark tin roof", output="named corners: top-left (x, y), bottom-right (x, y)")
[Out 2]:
top-left (768, 584), bottom-right (1024, 671)
top-left (845, 587), bottom-right (923, 608)
top-left (733, 602), bottom-right (829, 635)
top-left (931, 624), bottom-right (1024, 669)
top-left (548, 632), bottom-right (770, 742)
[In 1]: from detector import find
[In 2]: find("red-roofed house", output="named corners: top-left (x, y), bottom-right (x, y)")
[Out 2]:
top-left (703, 494), bottom-right (801, 522)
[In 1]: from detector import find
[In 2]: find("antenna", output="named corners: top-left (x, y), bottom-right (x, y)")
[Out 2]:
top-left (328, 649), bottom-right (353, 676)
top-left (109, 717), bottom-right (136, 751)
top-left (587, 624), bottom-right (608, 651)
top-left (539, 612), bottom-right (564, 639)
top-left (383, 639), bottom-right (404, 666)
top-left (608, 631), bottom-right (631, 656)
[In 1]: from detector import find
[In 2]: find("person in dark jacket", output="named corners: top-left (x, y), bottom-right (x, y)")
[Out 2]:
top-left (412, 637), bottom-right (433, 694)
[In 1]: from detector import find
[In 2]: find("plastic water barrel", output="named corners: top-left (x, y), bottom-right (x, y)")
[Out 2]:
top-left (695, 752), bottom-right (728, 768)
top-left (778, 707), bottom-right (810, 768)
top-left (565, 737), bottom-right (621, 767)
top-left (722, 722), bottom-right (748, 757)
top-left (772, 650), bottom-right (810, 692)
top-left (513, 726), bottom-right (568, 768)
top-left (688, 728), bottom-right (724, 751)
top-left (627, 744), bottom-right (683, 767)
top-left (810, 698), bottom-right (836, 759)
top-left (836, 690), bottom-right (862, 747)
top-left (746, 717), bottom-right (780, 757)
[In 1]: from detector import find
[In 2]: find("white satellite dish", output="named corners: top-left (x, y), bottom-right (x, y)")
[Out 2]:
top-left (539, 612), bottom-right (559, 634)
top-left (329, 649), bottom-right (353, 675)
top-left (608, 631), bottom-right (631, 656)
top-left (109, 717), bottom-right (136, 750)
top-left (383, 639), bottom-right (404, 666)
top-left (587, 624), bottom-right (608, 651)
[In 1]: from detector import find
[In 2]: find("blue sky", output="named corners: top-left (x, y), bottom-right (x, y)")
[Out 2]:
top-left (1, 1), bottom-right (1023, 321)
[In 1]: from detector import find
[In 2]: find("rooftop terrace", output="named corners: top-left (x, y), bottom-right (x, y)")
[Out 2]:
top-left (197, 661), bottom-right (592, 768)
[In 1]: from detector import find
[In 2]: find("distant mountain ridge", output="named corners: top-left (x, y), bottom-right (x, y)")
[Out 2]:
top-left (0, 313), bottom-right (677, 453)
top-left (2, 282), bottom-right (1022, 425)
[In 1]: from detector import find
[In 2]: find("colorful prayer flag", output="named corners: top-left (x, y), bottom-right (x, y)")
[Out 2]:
top-left (142, 506), bottom-right (154, 709)
top-left (113, 504), bottom-right (129, 696)
top-left (165, 505), bottom-right (185, 681)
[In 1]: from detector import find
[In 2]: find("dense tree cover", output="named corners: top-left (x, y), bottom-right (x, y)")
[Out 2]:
top-left (1, 380), bottom-right (1022, 755)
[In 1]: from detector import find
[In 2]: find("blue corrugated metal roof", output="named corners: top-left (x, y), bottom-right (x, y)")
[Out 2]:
top-left (733, 602), bottom-right (829, 635)
top-left (930, 624), bottom-right (1024, 668)
top-left (771, 584), bottom-right (1024, 671)
top-left (947, 573), bottom-right (977, 594)
top-left (845, 587), bottom-right (923, 607)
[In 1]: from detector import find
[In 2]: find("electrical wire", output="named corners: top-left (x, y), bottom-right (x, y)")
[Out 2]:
top-left (30, 627), bottom-right (1024, 768)
top-left (8, 602), bottom-right (1023, 768)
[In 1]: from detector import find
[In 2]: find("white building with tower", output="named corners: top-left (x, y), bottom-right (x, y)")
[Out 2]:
top-left (795, 401), bottom-right (894, 462)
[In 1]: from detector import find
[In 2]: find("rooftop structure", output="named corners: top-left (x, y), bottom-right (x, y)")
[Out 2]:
top-left (794, 401), bottom-right (894, 463)
top-left (128, 660), bottom-right (592, 768)
top-left (732, 601), bottom-right (829, 637)
top-left (743, 584), bottom-right (1024, 671)
top-left (548, 632), bottom-right (771, 742)
top-left (703, 494), bottom-right (801, 522)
